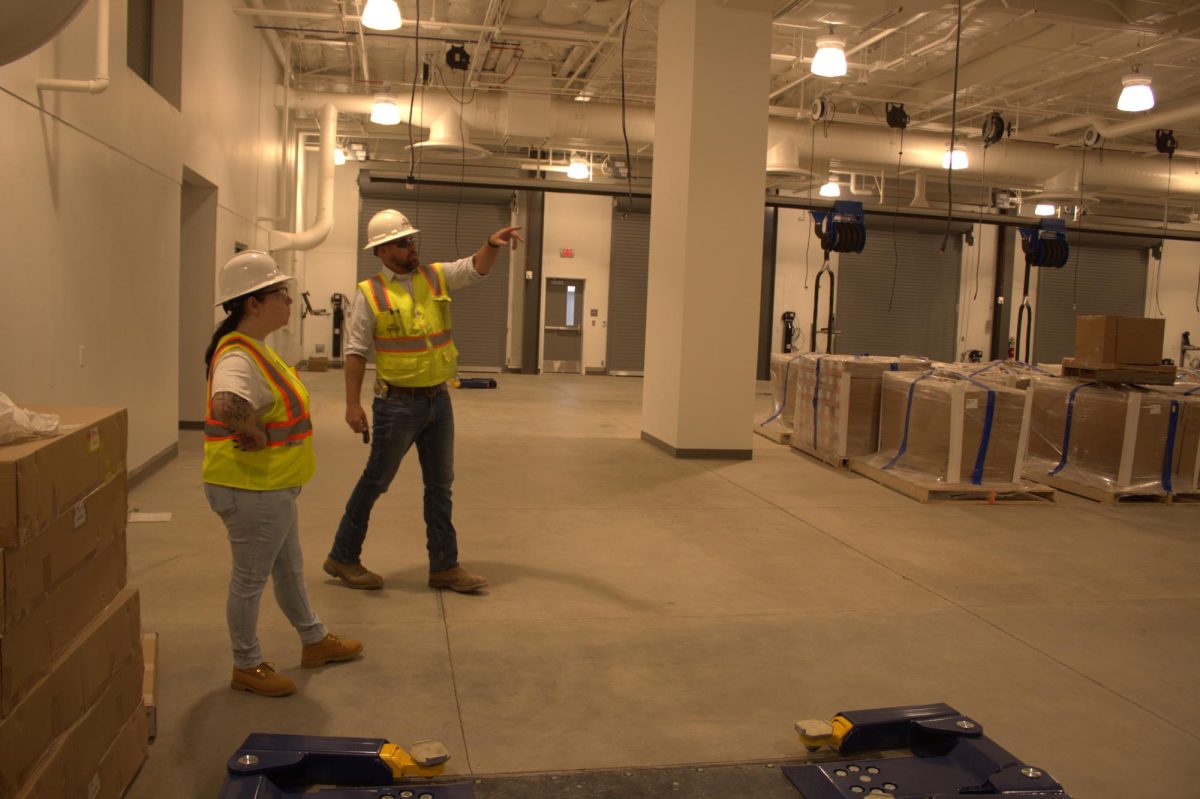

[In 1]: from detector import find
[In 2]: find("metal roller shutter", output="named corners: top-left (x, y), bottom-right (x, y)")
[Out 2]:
top-left (358, 192), bottom-right (511, 371)
top-left (1033, 238), bottom-right (1151, 364)
top-left (606, 202), bottom-right (651, 374)
top-left (834, 217), bottom-right (964, 361)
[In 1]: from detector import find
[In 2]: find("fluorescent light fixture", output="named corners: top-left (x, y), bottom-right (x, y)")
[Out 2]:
top-left (1117, 71), bottom-right (1155, 112)
top-left (811, 37), bottom-right (847, 78)
top-left (371, 95), bottom-right (401, 125)
top-left (819, 177), bottom-right (841, 197)
top-left (574, 92), bottom-right (592, 103)
top-left (566, 154), bottom-right (591, 180)
top-left (334, 146), bottom-right (347, 166)
top-left (942, 147), bottom-right (968, 170)
top-left (1034, 203), bottom-right (1056, 216)
top-left (362, 0), bottom-right (402, 31)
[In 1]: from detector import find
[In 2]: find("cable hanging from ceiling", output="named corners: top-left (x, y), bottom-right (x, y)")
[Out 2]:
top-left (940, 0), bottom-right (964, 254)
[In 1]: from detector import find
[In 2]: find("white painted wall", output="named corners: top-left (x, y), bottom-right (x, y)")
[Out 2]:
top-left (541, 192), bottom-right (613, 372)
top-left (299, 154), bottom-right (362, 359)
top-left (0, 1), bottom-right (283, 471)
top-left (1147, 239), bottom-right (1200, 366)
top-left (773, 209), bottom-right (839, 354)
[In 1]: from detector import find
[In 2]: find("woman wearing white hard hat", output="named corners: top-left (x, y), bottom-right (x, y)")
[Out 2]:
top-left (202, 250), bottom-right (363, 697)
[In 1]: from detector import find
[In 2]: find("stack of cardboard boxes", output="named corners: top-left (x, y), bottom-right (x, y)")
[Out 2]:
top-left (0, 407), bottom-right (147, 798)
top-left (866, 371), bottom-right (1032, 485)
top-left (790, 354), bottom-right (929, 463)
top-left (754, 353), bottom-right (806, 444)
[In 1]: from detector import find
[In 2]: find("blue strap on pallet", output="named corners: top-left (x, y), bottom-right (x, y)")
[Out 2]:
top-left (1162, 399), bottom-right (1180, 493)
top-left (881, 374), bottom-right (930, 472)
top-left (758, 355), bottom-right (802, 427)
top-left (1050, 381), bottom-right (1098, 476)
top-left (811, 356), bottom-right (825, 447)
top-left (962, 377), bottom-right (996, 486)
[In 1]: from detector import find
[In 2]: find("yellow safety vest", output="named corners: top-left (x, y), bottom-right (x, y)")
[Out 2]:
top-left (360, 263), bottom-right (458, 387)
top-left (202, 333), bottom-right (316, 490)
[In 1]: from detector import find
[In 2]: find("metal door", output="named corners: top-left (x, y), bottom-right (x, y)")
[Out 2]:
top-left (544, 278), bottom-right (584, 373)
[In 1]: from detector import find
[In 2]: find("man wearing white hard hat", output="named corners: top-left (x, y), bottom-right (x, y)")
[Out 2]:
top-left (203, 250), bottom-right (363, 697)
top-left (325, 210), bottom-right (523, 592)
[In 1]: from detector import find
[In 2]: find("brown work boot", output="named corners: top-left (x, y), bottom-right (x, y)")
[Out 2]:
top-left (301, 633), bottom-right (364, 668)
top-left (323, 557), bottom-right (383, 590)
top-left (428, 565), bottom-right (488, 593)
top-left (231, 663), bottom-right (295, 697)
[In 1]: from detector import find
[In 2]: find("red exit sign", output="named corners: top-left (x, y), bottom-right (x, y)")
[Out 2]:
top-left (560, 248), bottom-right (574, 258)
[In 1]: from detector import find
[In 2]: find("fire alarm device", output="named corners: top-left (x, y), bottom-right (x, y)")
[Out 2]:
top-left (560, 248), bottom-right (574, 258)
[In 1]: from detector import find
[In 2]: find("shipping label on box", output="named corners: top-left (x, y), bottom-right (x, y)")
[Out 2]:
top-left (0, 530), bottom-right (128, 716)
top-left (0, 590), bottom-right (140, 795)
top-left (0, 407), bottom-right (127, 548)
top-left (1, 472), bottom-right (126, 632)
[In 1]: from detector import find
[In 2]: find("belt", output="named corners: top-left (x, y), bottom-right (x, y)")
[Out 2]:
top-left (379, 381), bottom-right (447, 398)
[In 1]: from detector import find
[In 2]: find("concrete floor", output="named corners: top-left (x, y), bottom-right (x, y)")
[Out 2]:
top-left (124, 372), bottom-right (1200, 798)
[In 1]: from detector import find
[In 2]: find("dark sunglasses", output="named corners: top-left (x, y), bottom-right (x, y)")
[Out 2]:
top-left (260, 285), bottom-right (290, 299)
top-left (390, 236), bottom-right (416, 249)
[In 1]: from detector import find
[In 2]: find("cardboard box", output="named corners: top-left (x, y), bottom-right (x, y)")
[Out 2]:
top-left (1, 472), bottom-right (126, 631)
top-left (0, 529), bottom-right (127, 716)
top-left (871, 371), bottom-right (1031, 484)
top-left (307, 356), bottom-right (330, 372)
top-left (1026, 378), bottom-right (1180, 493)
top-left (0, 589), bottom-right (140, 796)
top-left (791, 354), bottom-right (930, 459)
top-left (14, 654), bottom-right (147, 799)
top-left (1074, 315), bottom-right (1165, 366)
top-left (142, 632), bottom-right (158, 740)
top-left (0, 406), bottom-right (127, 547)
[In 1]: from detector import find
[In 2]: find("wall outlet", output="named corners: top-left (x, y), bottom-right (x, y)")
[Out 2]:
top-left (78, 345), bottom-right (85, 367)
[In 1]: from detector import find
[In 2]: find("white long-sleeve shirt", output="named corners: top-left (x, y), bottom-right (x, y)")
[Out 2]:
top-left (344, 256), bottom-right (486, 358)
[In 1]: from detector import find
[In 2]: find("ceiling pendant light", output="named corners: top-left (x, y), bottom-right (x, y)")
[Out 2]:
top-left (942, 146), bottom-right (968, 170)
top-left (818, 177), bottom-right (841, 197)
top-left (566, 154), bottom-right (591, 180)
top-left (362, 0), bottom-right (402, 31)
top-left (810, 36), bottom-right (847, 78)
top-left (1117, 68), bottom-right (1155, 112)
top-left (370, 95), bottom-right (401, 125)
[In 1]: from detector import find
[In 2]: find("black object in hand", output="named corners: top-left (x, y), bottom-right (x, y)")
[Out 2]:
top-left (361, 429), bottom-right (370, 444)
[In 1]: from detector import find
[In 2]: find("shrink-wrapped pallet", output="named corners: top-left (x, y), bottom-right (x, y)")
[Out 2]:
top-left (754, 353), bottom-right (806, 444)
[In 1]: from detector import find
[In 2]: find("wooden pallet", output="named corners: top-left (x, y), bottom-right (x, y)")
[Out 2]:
top-left (851, 459), bottom-right (1056, 504)
top-left (753, 421), bottom-right (791, 445)
top-left (790, 438), bottom-right (852, 469)
top-left (1025, 469), bottom-right (1174, 505)
top-left (1060, 358), bottom-right (1176, 385)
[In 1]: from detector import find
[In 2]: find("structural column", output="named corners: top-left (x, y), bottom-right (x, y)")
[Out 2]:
top-left (641, 0), bottom-right (773, 458)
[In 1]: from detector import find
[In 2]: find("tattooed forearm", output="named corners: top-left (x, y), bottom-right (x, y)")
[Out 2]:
top-left (212, 392), bottom-right (262, 435)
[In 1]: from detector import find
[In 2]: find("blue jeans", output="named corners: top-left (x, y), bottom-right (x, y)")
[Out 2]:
top-left (204, 484), bottom-right (327, 669)
top-left (330, 390), bottom-right (459, 572)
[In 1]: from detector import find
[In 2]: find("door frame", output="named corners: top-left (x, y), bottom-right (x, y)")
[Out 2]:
top-left (539, 275), bottom-right (587, 374)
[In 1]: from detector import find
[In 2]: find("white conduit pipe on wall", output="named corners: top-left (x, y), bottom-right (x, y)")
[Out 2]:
top-left (269, 103), bottom-right (337, 252)
top-left (281, 89), bottom-right (1199, 197)
top-left (36, 0), bottom-right (109, 94)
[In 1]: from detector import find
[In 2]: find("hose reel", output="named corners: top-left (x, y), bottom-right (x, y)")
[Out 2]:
top-left (812, 200), bottom-right (867, 254)
top-left (1018, 219), bottom-right (1069, 268)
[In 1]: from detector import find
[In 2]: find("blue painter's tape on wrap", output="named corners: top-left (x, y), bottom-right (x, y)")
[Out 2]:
top-left (882, 374), bottom-right (930, 472)
top-left (759, 355), bottom-right (802, 427)
top-left (1162, 399), bottom-right (1180, 493)
top-left (811, 356), bottom-right (825, 448)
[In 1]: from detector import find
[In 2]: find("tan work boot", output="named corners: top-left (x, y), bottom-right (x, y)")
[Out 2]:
top-left (301, 633), bottom-right (364, 668)
top-left (231, 663), bottom-right (295, 697)
top-left (323, 557), bottom-right (383, 590)
top-left (428, 565), bottom-right (488, 593)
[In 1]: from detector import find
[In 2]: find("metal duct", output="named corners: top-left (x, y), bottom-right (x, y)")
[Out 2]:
top-left (269, 104), bottom-right (337, 252)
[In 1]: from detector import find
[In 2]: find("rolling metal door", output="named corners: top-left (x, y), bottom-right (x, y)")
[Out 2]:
top-left (358, 194), bottom-right (511, 371)
top-left (835, 219), bottom-right (963, 361)
top-left (606, 204), bottom-right (651, 374)
top-left (1033, 241), bottom-right (1150, 365)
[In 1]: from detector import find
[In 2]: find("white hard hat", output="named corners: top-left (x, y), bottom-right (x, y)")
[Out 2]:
top-left (364, 208), bottom-right (419, 250)
top-left (215, 250), bottom-right (294, 307)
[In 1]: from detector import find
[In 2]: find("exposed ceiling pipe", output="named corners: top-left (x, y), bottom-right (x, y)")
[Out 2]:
top-left (245, 0), bottom-right (291, 73)
top-left (1021, 100), bottom-right (1200, 141)
top-left (351, 0), bottom-right (371, 84)
top-left (562, 1), bottom-right (636, 93)
top-left (283, 88), bottom-right (1199, 197)
top-left (36, 0), bottom-right (109, 94)
top-left (269, 103), bottom-right (337, 252)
